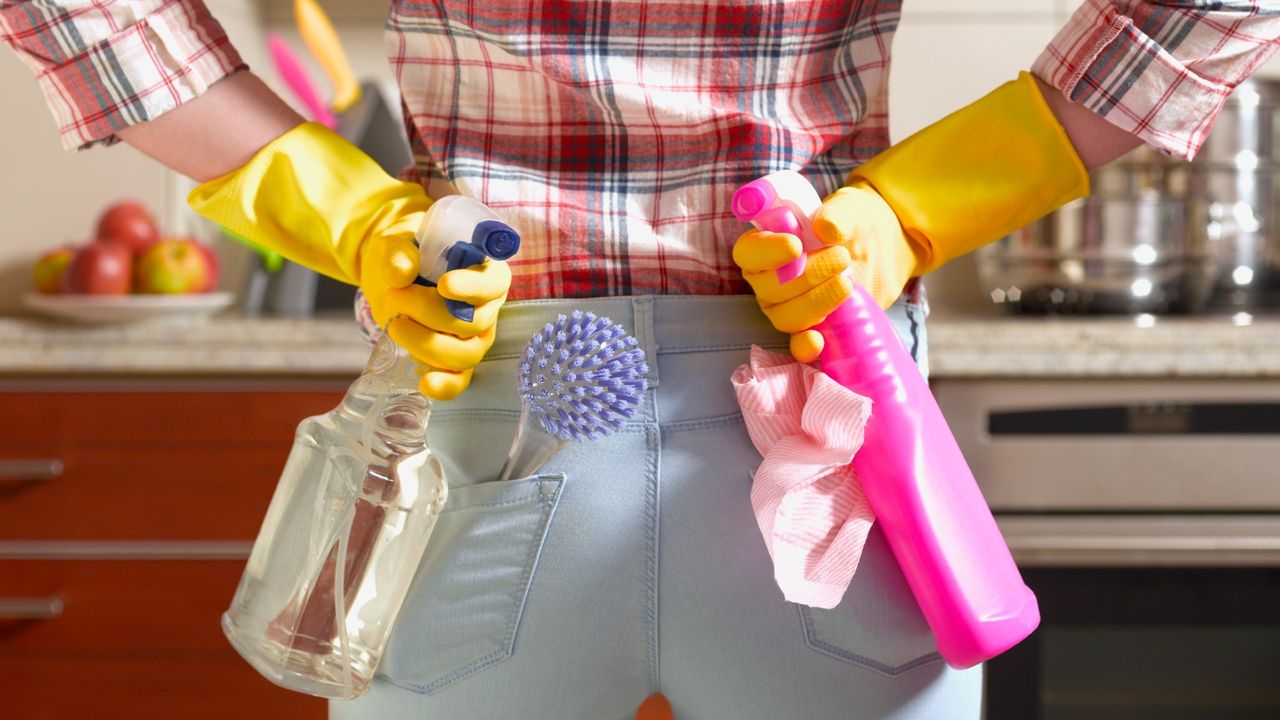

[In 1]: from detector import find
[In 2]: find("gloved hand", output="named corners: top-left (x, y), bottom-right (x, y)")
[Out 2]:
top-left (188, 122), bottom-right (510, 400)
top-left (735, 71), bottom-right (1090, 363)
top-left (734, 182), bottom-right (923, 362)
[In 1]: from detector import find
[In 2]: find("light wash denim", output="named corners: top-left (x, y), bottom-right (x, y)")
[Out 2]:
top-left (330, 294), bottom-right (981, 720)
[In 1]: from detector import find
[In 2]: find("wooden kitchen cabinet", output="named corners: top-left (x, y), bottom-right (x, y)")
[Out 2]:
top-left (0, 560), bottom-right (323, 719)
top-left (0, 385), bottom-right (348, 720)
top-left (0, 390), bottom-right (344, 540)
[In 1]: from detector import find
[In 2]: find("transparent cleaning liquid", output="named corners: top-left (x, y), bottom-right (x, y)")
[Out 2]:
top-left (221, 333), bottom-right (447, 699)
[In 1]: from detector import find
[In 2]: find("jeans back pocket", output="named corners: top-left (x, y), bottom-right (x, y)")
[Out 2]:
top-left (798, 525), bottom-right (942, 676)
top-left (377, 473), bottom-right (564, 694)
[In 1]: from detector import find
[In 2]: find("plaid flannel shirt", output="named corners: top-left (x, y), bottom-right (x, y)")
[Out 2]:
top-left (4, 1), bottom-right (1278, 299)
top-left (1034, 0), bottom-right (1280, 159)
top-left (0, 0), bottom-right (243, 151)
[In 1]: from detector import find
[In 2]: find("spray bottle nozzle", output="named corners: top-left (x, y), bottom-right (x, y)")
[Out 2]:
top-left (414, 196), bottom-right (523, 322)
top-left (473, 220), bottom-right (520, 261)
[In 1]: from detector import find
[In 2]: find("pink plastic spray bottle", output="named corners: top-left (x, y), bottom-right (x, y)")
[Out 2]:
top-left (732, 171), bottom-right (1038, 669)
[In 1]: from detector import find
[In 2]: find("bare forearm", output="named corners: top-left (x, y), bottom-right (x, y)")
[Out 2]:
top-left (117, 71), bottom-right (304, 182)
top-left (1034, 74), bottom-right (1142, 172)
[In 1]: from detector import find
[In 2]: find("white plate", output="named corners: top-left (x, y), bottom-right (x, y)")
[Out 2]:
top-left (22, 292), bottom-right (235, 324)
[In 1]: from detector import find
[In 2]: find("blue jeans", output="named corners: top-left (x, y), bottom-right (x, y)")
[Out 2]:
top-left (331, 294), bottom-right (981, 720)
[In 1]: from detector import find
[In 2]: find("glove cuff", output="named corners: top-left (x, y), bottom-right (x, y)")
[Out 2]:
top-left (848, 72), bottom-right (1089, 275)
top-left (187, 122), bottom-right (429, 284)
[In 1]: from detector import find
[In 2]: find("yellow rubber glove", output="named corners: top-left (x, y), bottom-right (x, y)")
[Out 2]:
top-left (734, 183), bottom-right (925, 362)
top-left (735, 72), bottom-right (1089, 362)
top-left (188, 122), bottom-right (510, 400)
top-left (733, 232), bottom-right (855, 362)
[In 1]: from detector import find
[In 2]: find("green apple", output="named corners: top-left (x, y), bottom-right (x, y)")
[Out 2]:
top-left (135, 238), bottom-right (214, 294)
top-left (32, 247), bottom-right (76, 294)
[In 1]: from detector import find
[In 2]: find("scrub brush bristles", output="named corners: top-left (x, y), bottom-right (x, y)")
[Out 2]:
top-left (518, 311), bottom-right (649, 441)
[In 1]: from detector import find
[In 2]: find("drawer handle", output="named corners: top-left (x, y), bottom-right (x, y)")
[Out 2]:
top-left (0, 459), bottom-right (64, 483)
top-left (0, 596), bottom-right (64, 620)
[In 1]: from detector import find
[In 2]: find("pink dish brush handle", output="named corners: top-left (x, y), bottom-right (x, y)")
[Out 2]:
top-left (732, 172), bottom-right (1039, 669)
top-left (268, 32), bottom-right (337, 130)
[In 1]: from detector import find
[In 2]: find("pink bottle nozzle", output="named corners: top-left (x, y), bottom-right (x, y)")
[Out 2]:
top-left (732, 181), bottom-right (776, 221)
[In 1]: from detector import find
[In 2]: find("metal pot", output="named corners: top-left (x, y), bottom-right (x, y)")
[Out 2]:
top-left (978, 191), bottom-right (1218, 314)
top-left (1187, 79), bottom-right (1280, 311)
top-left (979, 79), bottom-right (1280, 314)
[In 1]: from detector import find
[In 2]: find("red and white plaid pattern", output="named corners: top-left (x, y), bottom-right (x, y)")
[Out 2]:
top-left (388, 0), bottom-right (897, 299)
top-left (0, 0), bottom-right (243, 150)
top-left (1034, 0), bottom-right (1280, 160)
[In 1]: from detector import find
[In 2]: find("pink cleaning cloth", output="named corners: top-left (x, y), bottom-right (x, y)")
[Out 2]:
top-left (731, 345), bottom-right (875, 609)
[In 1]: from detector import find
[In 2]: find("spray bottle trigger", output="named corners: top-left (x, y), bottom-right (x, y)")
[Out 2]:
top-left (441, 242), bottom-right (489, 322)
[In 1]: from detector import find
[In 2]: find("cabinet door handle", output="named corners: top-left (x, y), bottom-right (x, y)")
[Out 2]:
top-left (0, 459), bottom-right (64, 483)
top-left (0, 596), bottom-right (64, 619)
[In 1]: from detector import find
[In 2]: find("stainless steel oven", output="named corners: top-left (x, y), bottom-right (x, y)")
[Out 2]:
top-left (934, 379), bottom-right (1280, 720)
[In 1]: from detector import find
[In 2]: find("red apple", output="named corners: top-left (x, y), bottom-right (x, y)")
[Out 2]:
top-left (135, 238), bottom-right (213, 294)
top-left (96, 201), bottom-right (159, 253)
top-left (64, 241), bottom-right (133, 295)
top-left (32, 247), bottom-right (76, 294)
top-left (194, 242), bottom-right (221, 292)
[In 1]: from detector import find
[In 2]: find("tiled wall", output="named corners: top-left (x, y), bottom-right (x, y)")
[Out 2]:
top-left (2, 1), bottom-right (1277, 315)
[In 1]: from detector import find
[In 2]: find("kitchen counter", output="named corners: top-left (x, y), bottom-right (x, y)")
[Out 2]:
top-left (0, 312), bottom-right (1278, 378)
top-left (0, 315), bottom-right (370, 377)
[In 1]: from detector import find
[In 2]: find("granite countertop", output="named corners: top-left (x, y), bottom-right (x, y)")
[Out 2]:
top-left (0, 311), bottom-right (1277, 379)
top-left (0, 315), bottom-right (371, 377)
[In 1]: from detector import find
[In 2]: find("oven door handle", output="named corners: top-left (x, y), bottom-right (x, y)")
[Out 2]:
top-left (998, 515), bottom-right (1280, 566)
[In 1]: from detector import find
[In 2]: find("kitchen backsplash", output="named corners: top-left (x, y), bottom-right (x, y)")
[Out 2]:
top-left (2, 0), bottom-right (1277, 315)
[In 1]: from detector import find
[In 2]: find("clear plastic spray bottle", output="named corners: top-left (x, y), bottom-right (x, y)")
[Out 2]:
top-left (221, 197), bottom-right (519, 699)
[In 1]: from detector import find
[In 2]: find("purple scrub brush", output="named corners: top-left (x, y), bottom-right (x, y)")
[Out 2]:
top-left (497, 311), bottom-right (649, 482)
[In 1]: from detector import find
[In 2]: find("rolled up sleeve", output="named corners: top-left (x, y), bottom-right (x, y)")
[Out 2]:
top-left (0, 0), bottom-right (245, 150)
top-left (1033, 0), bottom-right (1280, 159)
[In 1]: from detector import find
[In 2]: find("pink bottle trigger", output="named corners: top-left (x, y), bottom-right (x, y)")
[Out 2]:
top-left (754, 206), bottom-right (808, 283)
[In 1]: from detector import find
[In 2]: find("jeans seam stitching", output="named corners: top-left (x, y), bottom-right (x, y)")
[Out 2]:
top-left (440, 475), bottom-right (564, 514)
top-left (488, 340), bottom-right (789, 361)
top-left (404, 649), bottom-right (509, 695)
top-left (433, 409), bottom-right (743, 435)
top-left (797, 606), bottom-right (944, 677)
top-left (646, 422), bottom-right (662, 692)
top-left (657, 341), bottom-right (788, 354)
top-left (660, 412), bottom-right (746, 434)
top-left (500, 499), bottom-right (557, 666)
top-left (907, 302), bottom-right (920, 362)
top-left (431, 409), bottom-right (653, 433)
top-left (441, 494), bottom-right (540, 514)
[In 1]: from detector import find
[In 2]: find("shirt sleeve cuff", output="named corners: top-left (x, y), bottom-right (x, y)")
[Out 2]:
top-left (32, 1), bottom-right (245, 151)
top-left (1032, 0), bottom-right (1261, 160)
